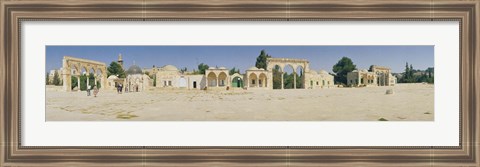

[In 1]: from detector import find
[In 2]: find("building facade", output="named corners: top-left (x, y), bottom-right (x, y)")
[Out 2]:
top-left (347, 65), bottom-right (397, 87)
top-left (59, 55), bottom-right (339, 91)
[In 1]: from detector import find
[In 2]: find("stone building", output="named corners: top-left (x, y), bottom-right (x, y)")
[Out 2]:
top-left (306, 70), bottom-right (335, 89)
top-left (47, 68), bottom-right (63, 84)
top-left (265, 58), bottom-right (334, 89)
top-left (245, 67), bottom-right (269, 89)
top-left (347, 65), bottom-right (396, 87)
top-left (61, 56), bottom-right (108, 91)
top-left (125, 64), bottom-right (151, 92)
top-left (205, 67), bottom-right (230, 89)
top-left (153, 64), bottom-right (207, 90)
top-left (57, 55), bottom-right (337, 92)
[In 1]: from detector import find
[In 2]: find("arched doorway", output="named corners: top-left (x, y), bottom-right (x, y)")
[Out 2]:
top-left (231, 76), bottom-right (243, 88)
top-left (295, 66), bottom-right (304, 89)
top-left (283, 65), bottom-right (294, 89)
top-left (207, 72), bottom-right (217, 87)
top-left (249, 73), bottom-right (258, 87)
top-left (88, 68), bottom-right (95, 88)
top-left (79, 67), bottom-right (88, 91)
top-left (272, 65), bottom-right (283, 89)
top-left (259, 73), bottom-right (267, 87)
top-left (70, 65), bottom-right (80, 91)
top-left (218, 72), bottom-right (227, 87)
top-left (96, 69), bottom-right (103, 89)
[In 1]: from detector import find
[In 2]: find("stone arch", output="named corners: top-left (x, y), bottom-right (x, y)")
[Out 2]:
top-left (231, 76), bottom-right (243, 88)
top-left (69, 64), bottom-right (80, 75)
top-left (230, 73), bottom-right (243, 88)
top-left (259, 73), bottom-right (267, 88)
top-left (67, 63), bottom-right (80, 90)
top-left (272, 64), bottom-right (283, 89)
top-left (269, 63), bottom-right (284, 72)
top-left (248, 73), bottom-right (258, 87)
top-left (80, 66), bottom-right (88, 75)
top-left (207, 72), bottom-right (217, 87)
top-left (283, 64), bottom-right (295, 74)
top-left (295, 65), bottom-right (305, 89)
top-left (266, 58), bottom-right (309, 90)
top-left (89, 67), bottom-right (96, 74)
top-left (218, 72), bottom-right (228, 87)
top-left (283, 65), bottom-right (295, 89)
top-left (62, 56), bottom-right (108, 92)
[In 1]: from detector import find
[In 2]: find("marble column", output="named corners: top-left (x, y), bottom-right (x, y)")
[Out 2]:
top-left (293, 73), bottom-right (297, 89)
top-left (77, 76), bottom-right (80, 91)
top-left (281, 72), bottom-right (284, 89)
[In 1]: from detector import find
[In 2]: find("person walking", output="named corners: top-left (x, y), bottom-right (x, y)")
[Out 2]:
top-left (93, 86), bottom-right (99, 97)
top-left (87, 85), bottom-right (91, 96)
top-left (119, 84), bottom-right (123, 94)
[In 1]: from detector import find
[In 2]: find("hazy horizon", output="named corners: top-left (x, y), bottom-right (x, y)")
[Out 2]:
top-left (46, 45), bottom-right (434, 74)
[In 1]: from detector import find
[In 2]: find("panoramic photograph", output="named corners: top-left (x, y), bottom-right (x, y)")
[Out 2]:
top-left (45, 46), bottom-right (434, 121)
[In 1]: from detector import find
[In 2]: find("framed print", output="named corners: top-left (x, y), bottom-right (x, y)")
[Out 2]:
top-left (1, 0), bottom-right (479, 166)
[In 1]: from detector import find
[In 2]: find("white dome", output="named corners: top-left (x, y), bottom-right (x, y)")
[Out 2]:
top-left (319, 70), bottom-right (329, 74)
top-left (248, 66), bottom-right (258, 70)
top-left (162, 65), bottom-right (178, 71)
top-left (360, 69), bottom-right (368, 73)
top-left (208, 67), bottom-right (217, 70)
top-left (218, 67), bottom-right (227, 70)
top-left (107, 75), bottom-right (118, 79)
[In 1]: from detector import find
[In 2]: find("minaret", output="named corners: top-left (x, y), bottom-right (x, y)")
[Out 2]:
top-left (118, 53), bottom-right (124, 68)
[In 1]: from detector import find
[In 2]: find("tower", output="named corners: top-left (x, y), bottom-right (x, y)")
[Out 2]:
top-left (118, 53), bottom-right (123, 68)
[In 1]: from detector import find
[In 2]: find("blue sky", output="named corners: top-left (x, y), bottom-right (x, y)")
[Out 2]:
top-left (46, 45), bottom-right (434, 74)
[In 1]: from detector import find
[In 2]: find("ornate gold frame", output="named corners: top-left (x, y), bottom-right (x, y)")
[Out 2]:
top-left (1, 0), bottom-right (479, 166)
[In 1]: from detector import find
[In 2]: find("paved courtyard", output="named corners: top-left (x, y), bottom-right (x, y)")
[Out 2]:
top-left (46, 83), bottom-right (434, 121)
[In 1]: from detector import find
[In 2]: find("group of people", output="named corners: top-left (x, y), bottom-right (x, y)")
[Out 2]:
top-left (84, 83), bottom-right (138, 96)
top-left (116, 84), bottom-right (140, 94)
top-left (86, 85), bottom-right (99, 97)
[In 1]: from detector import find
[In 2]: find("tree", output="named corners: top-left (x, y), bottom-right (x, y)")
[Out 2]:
top-left (107, 61), bottom-right (126, 78)
top-left (295, 68), bottom-right (304, 89)
top-left (255, 50), bottom-right (272, 70)
top-left (79, 74), bottom-right (87, 91)
top-left (88, 73), bottom-right (95, 87)
top-left (96, 81), bottom-right (101, 89)
top-left (283, 73), bottom-right (294, 89)
top-left (332, 57), bottom-right (357, 85)
top-left (46, 72), bottom-right (50, 85)
top-left (400, 62), bottom-right (417, 83)
top-left (70, 76), bottom-right (78, 90)
top-left (272, 66), bottom-right (282, 89)
top-left (229, 67), bottom-right (240, 75)
top-left (197, 63), bottom-right (209, 74)
top-left (52, 70), bottom-right (61, 86)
